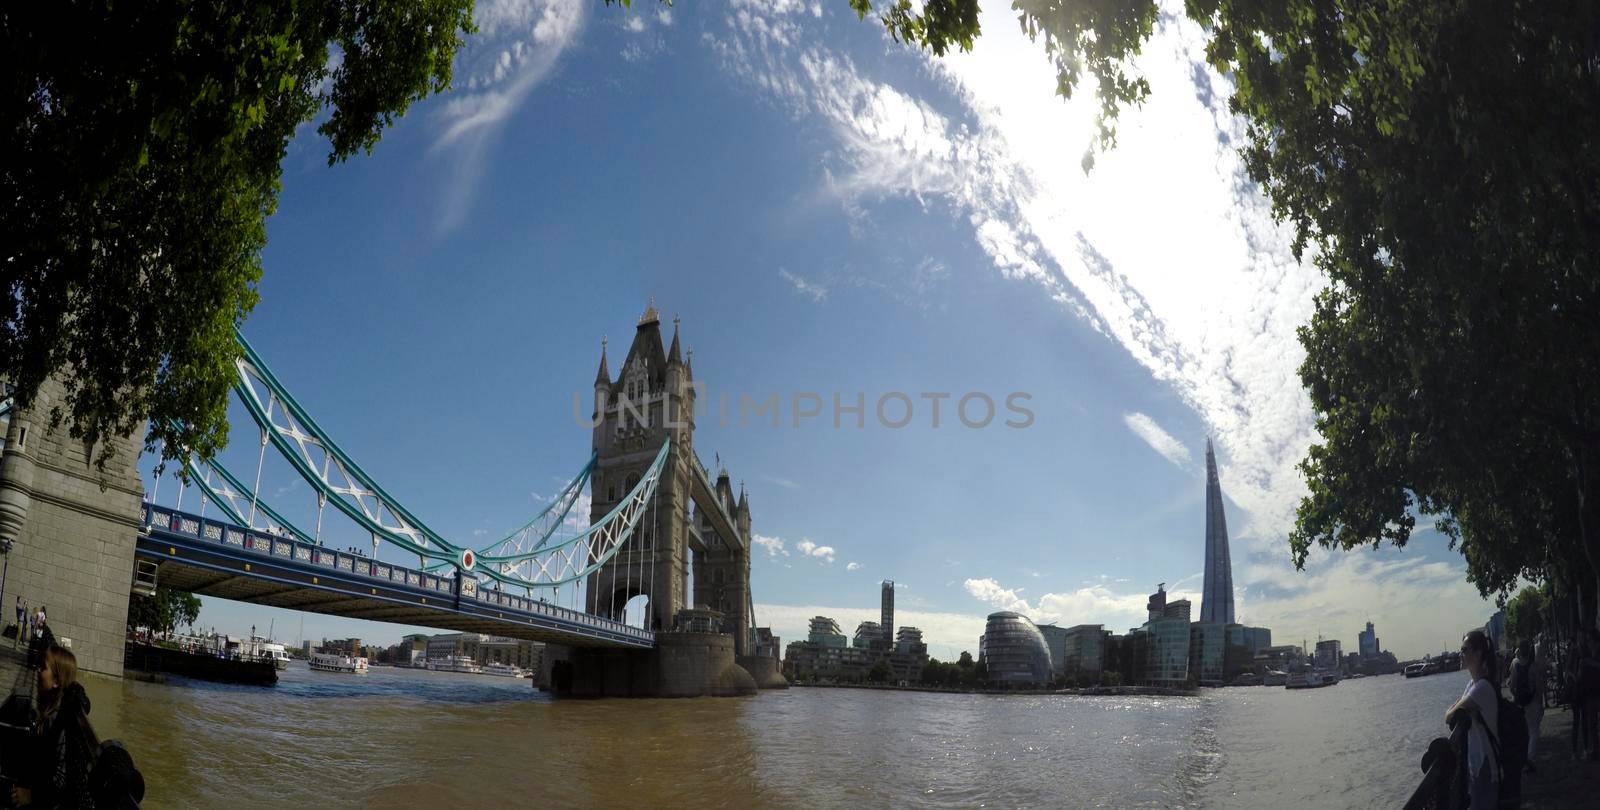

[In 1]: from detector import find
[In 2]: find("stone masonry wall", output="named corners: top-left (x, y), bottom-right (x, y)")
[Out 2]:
top-left (2, 378), bottom-right (143, 677)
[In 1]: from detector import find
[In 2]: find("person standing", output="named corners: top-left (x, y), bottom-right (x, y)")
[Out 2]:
top-left (13, 597), bottom-right (23, 649)
top-left (1511, 640), bottom-right (1544, 772)
top-left (9, 645), bottom-right (99, 808)
top-left (1448, 629), bottom-right (1501, 808)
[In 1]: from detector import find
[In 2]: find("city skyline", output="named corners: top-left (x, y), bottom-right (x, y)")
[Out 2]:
top-left (155, 1), bottom-right (1496, 662)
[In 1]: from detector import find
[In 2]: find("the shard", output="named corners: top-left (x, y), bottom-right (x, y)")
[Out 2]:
top-left (1200, 438), bottom-right (1235, 624)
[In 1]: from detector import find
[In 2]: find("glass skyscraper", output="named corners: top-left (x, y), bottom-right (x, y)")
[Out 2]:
top-left (1200, 438), bottom-right (1236, 624)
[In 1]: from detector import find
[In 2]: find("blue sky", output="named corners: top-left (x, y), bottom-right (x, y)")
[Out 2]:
top-left (144, 0), bottom-right (1495, 661)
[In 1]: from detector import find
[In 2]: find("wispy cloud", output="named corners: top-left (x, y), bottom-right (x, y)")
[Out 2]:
top-left (762, 475), bottom-right (799, 489)
top-left (431, 0), bottom-right (588, 233)
top-left (846, 561), bottom-right (860, 571)
top-left (1122, 412), bottom-right (1192, 468)
top-left (779, 267), bottom-right (829, 303)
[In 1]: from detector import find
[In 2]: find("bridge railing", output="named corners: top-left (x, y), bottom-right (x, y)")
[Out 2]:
top-left (141, 506), bottom-right (653, 645)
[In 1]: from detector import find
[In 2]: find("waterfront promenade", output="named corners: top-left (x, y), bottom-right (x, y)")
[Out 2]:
top-left (1522, 706), bottom-right (1600, 808)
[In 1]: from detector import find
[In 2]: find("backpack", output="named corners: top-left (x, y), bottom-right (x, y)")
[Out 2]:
top-left (88, 739), bottom-right (145, 808)
top-left (1511, 660), bottom-right (1534, 707)
top-left (1483, 697), bottom-right (1527, 802)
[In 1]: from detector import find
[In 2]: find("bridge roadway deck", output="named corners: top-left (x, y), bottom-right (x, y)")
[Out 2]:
top-left (137, 507), bottom-right (653, 649)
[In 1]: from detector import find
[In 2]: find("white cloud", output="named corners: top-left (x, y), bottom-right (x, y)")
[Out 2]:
top-left (1122, 412), bottom-right (1192, 468)
top-left (762, 475), bottom-right (799, 489)
top-left (657, 8), bottom-right (673, 26)
top-left (624, 15), bottom-right (646, 33)
top-left (795, 538), bottom-right (836, 563)
top-left (753, 534), bottom-right (789, 557)
top-left (778, 267), bottom-right (829, 302)
top-left (846, 562), bottom-right (860, 571)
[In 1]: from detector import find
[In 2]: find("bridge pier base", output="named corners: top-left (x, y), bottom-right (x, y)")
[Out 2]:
top-left (736, 654), bottom-right (789, 690)
top-left (544, 632), bottom-right (759, 698)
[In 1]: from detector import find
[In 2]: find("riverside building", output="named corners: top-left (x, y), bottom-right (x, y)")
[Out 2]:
top-left (978, 611), bottom-right (1054, 685)
top-left (781, 584), bottom-right (929, 683)
top-left (1062, 625), bottom-right (1108, 675)
top-left (1037, 624), bottom-right (1070, 677)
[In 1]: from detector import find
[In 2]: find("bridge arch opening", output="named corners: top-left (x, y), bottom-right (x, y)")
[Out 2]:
top-left (623, 594), bottom-right (650, 629)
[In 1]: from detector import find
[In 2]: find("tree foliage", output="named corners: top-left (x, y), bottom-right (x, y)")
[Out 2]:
top-left (848, 0), bottom-right (1155, 146)
top-left (868, 659), bottom-right (892, 683)
top-left (1505, 586), bottom-right (1548, 646)
top-left (860, 1), bottom-right (1600, 617)
top-left (128, 586), bottom-right (202, 637)
top-left (2, 1), bottom-right (474, 467)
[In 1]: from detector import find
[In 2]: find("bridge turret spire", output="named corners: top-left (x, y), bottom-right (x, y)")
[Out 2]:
top-left (668, 314), bottom-right (683, 365)
top-left (594, 336), bottom-right (610, 386)
top-left (638, 297), bottom-right (660, 326)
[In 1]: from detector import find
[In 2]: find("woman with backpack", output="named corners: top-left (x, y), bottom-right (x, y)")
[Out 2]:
top-left (10, 645), bottom-right (100, 808)
top-left (1447, 629), bottom-right (1501, 808)
top-left (1510, 640), bottom-right (1544, 772)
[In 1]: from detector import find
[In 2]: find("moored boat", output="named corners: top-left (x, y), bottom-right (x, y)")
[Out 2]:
top-left (427, 655), bottom-right (483, 674)
top-left (263, 643), bottom-right (291, 670)
top-left (482, 663), bottom-right (525, 678)
top-left (1262, 670), bottom-right (1288, 686)
top-left (309, 652), bottom-right (369, 674)
top-left (1286, 671), bottom-right (1336, 690)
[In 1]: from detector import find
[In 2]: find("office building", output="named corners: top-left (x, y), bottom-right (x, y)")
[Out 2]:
top-left (1062, 625), bottom-right (1107, 675)
top-left (1200, 439), bottom-right (1236, 624)
top-left (1314, 639), bottom-right (1343, 670)
top-left (1189, 622), bottom-right (1228, 685)
top-left (1244, 626), bottom-right (1273, 654)
top-left (978, 612), bottom-right (1054, 685)
top-left (1358, 622), bottom-right (1379, 657)
top-left (881, 580), bottom-right (895, 646)
top-left (1165, 599), bottom-right (1192, 622)
top-left (1037, 624), bottom-right (1069, 677)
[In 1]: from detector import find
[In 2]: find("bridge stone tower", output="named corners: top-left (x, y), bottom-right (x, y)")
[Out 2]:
top-left (583, 302), bottom-right (755, 655)
top-left (0, 378), bottom-right (143, 677)
top-left (584, 302), bottom-right (693, 634)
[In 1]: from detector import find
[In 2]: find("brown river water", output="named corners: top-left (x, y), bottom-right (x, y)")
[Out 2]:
top-left (77, 663), bottom-right (1468, 808)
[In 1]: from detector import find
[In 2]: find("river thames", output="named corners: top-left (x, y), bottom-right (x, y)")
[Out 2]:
top-left (80, 665), bottom-right (1466, 808)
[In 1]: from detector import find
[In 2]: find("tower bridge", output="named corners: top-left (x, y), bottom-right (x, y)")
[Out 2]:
top-left (0, 302), bottom-right (786, 696)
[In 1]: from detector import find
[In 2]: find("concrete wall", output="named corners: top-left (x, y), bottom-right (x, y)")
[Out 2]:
top-left (0, 379), bottom-right (143, 677)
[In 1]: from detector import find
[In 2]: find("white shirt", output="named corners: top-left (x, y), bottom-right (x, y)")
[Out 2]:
top-left (1462, 676), bottom-right (1499, 780)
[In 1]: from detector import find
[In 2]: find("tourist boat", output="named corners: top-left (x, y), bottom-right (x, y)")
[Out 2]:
top-left (309, 652), bottom-right (369, 674)
top-left (1404, 662), bottom-right (1430, 678)
top-left (1262, 670), bottom-right (1288, 686)
top-left (482, 663), bottom-right (525, 678)
top-left (263, 642), bottom-right (291, 671)
top-left (1285, 671), bottom-right (1336, 690)
top-left (1229, 672), bottom-right (1263, 687)
top-left (427, 655), bottom-right (482, 674)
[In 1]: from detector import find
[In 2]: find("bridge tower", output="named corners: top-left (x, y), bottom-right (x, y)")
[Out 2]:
top-left (584, 301), bottom-right (691, 633)
top-left (0, 377), bottom-right (143, 677)
top-left (583, 302), bottom-right (755, 655)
